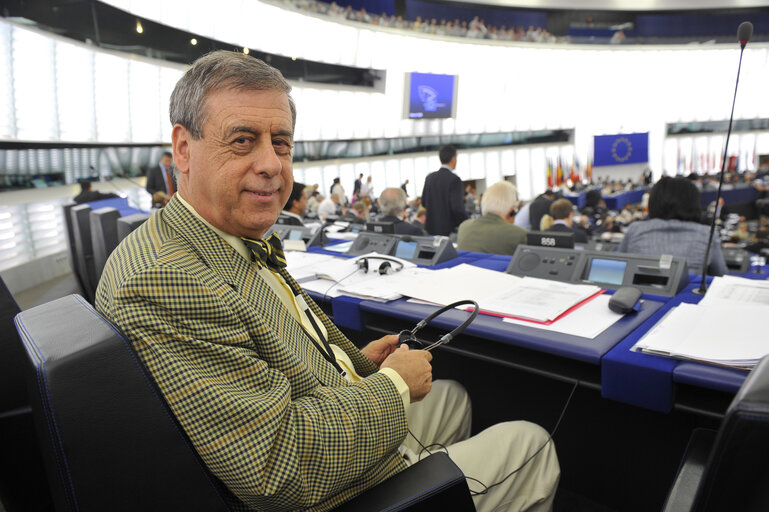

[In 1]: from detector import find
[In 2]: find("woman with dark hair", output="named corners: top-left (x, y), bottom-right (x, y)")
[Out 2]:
top-left (618, 176), bottom-right (727, 276)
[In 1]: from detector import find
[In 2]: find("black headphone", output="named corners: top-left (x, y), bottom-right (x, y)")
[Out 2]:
top-left (397, 300), bottom-right (480, 351)
top-left (356, 256), bottom-right (405, 275)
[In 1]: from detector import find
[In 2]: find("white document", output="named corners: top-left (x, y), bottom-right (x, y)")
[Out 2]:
top-left (284, 251), bottom-right (338, 283)
top-left (502, 294), bottom-right (623, 339)
top-left (395, 264), bottom-right (601, 322)
top-left (395, 264), bottom-right (522, 306)
top-left (633, 302), bottom-right (769, 368)
top-left (482, 277), bottom-right (601, 322)
top-left (699, 275), bottom-right (769, 307)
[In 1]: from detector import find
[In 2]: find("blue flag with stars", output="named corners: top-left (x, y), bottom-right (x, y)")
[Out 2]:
top-left (594, 132), bottom-right (648, 167)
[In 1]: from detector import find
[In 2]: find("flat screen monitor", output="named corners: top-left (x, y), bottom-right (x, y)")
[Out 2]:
top-left (395, 240), bottom-right (417, 260)
top-left (587, 258), bottom-right (627, 286)
top-left (404, 72), bottom-right (458, 119)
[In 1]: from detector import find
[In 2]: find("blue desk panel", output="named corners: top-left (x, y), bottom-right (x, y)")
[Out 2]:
top-left (700, 186), bottom-right (759, 207)
top-left (564, 191), bottom-right (587, 210)
top-left (604, 189), bottom-right (646, 211)
top-left (359, 297), bottom-right (663, 365)
top-left (87, 197), bottom-right (146, 217)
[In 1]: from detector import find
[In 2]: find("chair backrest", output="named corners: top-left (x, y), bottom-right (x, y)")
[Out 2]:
top-left (117, 212), bottom-right (151, 242)
top-left (0, 276), bottom-right (52, 512)
top-left (694, 356), bottom-right (769, 510)
top-left (90, 207), bottom-right (121, 283)
top-left (14, 295), bottom-right (231, 512)
top-left (70, 204), bottom-right (97, 302)
top-left (62, 202), bottom-right (88, 297)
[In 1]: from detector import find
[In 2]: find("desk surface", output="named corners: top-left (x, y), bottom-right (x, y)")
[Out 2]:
top-left (303, 242), bottom-right (753, 414)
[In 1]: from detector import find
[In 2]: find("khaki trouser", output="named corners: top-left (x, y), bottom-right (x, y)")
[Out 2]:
top-left (402, 380), bottom-right (560, 512)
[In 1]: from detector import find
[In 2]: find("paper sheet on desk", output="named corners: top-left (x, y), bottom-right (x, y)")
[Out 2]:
top-left (699, 275), bottom-right (769, 307)
top-left (633, 302), bottom-right (769, 368)
top-left (502, 294), bottom-right (624, 339)
top-left (394, 264), bottom-right (602, 322)
top-left (284, 251), bottom-right (339, 283)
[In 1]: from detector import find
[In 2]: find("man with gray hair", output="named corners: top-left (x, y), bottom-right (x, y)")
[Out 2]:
top-left (377, 187), bottom-right (426, 236)
top-left (457, 181), bottom-right (527, 255)
top-left (97, 51), bottom-right (559, 512)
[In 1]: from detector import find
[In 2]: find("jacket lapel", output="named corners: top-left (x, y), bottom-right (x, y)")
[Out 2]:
top-left (162, 198), bottom-right (347, 389)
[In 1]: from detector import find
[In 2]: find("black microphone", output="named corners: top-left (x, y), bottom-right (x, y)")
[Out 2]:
top-left (695, 22), bottom-right (752, 295)
top-left (738, 21), bottom-right (753, 49)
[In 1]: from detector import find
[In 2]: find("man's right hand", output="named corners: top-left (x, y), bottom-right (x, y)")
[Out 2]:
top-left (380, 345), bottom-right (433, 402)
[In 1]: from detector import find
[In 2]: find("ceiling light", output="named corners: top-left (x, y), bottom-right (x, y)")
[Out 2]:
top-left (190, 38), bottom-right (197, 45)
top-left (243, 47), bottom-right (249, 55)
top-left (136, 21), bottom-right (143, 34)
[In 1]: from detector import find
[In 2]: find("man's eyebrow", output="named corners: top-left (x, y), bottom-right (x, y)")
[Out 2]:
top-left (225, 126), bottom-right (258, 138)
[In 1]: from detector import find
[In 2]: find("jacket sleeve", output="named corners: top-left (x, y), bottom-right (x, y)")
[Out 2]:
top-left (449, 176), bottom-right (469, 226)
top-left (100, 265), bottom-right (407, 511)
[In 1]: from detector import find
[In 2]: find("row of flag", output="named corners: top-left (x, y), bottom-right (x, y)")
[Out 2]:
top-left (546, 157), bottom-right (593, 188)
top-left (676, 138), bottom-right (759, 175)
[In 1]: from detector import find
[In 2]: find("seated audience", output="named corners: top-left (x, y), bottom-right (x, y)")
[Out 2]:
top-left (279, 181), bottom-right (307, 225)
top-left (618, 176), bottom-right (727, 276)
top-left (339, 200), bottom-right (369, 224)
top-left (73, 179), bottom-right (118, 204)
top-left (457, 181), bottom-right (527, 255)
top-left (377, 187), bottom-right (426, 236)
top-left (411, 206), bottom-right (427, 231)
top-left (317, 193), bottom-right (340, 221)
top-left (545, 198), bottom-right (589, 243)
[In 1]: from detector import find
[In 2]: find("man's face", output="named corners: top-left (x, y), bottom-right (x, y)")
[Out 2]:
top-left (160, 155), bottom-right (173, 169)
top-left (294, 193), bottom-right (308, 215)
top-left (173, 88), bottom-right (294, 239)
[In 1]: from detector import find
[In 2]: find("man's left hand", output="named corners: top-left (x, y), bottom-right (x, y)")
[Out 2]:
top-left (361, 334), bottom-right (399, 366)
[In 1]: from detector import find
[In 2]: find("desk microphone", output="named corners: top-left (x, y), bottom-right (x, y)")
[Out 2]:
top-left (695, 21), bottom-right (753, 295)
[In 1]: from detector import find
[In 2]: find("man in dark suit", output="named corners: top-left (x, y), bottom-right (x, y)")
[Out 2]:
top-left (73, 180), bottom-right (118, 204)
top-left (421, 145), bottom-right (467, 236)
top-left (545, 198), bottom-right (589, 243)
top-left (377, 188), bottom-right (426, 236)
top-left (278, 181), bottom-right (307, 226)
top-left (145, 151), bottom-right (175, 204)
top-left (528, 189), bottom-right (555, 231)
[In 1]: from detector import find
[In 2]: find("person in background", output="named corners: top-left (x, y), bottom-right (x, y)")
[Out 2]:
top-left (339, 200), bottom-right (369, 224)
top-left (280, 181), bottom-right (308, 226)
top-left (411, 206), bottom-right (427, 231)
top-left (545, 198), bottom-right (589, 243)
top-left (331, 177), bottom-right (346, 205)
top-left (73, 179), bottom-right (118, 204)
top-left (317, 193), bottom-right (340, 221)
top-left (145, 151), bottom-right (176, 202)
top-left (360, 176), bottom-right (374, 199)
top-left (377, 187), bottom-right (426, 236)
top-left (401, 179), bottom-right (409, 197)
top-left (457, 181), bottom-right (527, 255)
top-left (353, 173), bottom-right (363, 202)
top-left (96, 50), bottom-right (559, 512)
top-left (618, 176), bottom-right (727, 276)
top-left (528, 190), bottom-right (556, 234)
top-left (421, 145), bottom-right (468, 235)
top-left (307, 190), bottom-right (322, 216)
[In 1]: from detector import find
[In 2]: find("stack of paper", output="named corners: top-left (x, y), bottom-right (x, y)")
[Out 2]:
top-left (634, 303), bottom-right (767, 368)
top-left (394, 264), bottom-right (602, 323)
top-left (634, 276), bottom-right (769, 368)
top-left (284, 252), bottom-right (339, 283)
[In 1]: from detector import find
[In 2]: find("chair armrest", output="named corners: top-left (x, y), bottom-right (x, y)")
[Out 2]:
top-left (334, 452), bottom-right (475, 511)
top-left (662, 428), bottom-right (717, 512)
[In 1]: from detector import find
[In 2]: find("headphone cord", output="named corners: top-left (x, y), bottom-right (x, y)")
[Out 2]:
top-left (409, 379), bottom-right (579, 497)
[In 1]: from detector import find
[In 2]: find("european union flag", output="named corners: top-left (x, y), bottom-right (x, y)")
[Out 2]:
top-left (594, 133), bottom-right (649, 167)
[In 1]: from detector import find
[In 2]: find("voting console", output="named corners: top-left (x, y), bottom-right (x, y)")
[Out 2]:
top-left (347, 232), bottom-right (458, 266)
top-left (506, 245), bottom-right (689, 297)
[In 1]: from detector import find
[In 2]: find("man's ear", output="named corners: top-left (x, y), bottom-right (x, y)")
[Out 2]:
top-left (172, 124), bottom-right (191, 175)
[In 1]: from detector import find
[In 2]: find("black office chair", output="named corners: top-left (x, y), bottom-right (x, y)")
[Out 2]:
top-left (116, 212), bottom-right (151, 242)
top-left (90, 207), bottom-right (121, 282)
top-left (62, 202), bottom-right (87, 297)
top-left (70, 204), bottom-right (97, 303)
top-left (0, 276), bottom-right (52, 511)
top-left (14, 295), bottom-right (475, 512)
top-left (663, 356), bottom-right (769, 511)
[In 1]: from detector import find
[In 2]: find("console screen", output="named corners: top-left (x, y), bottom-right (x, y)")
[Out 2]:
top-left (587, 258), bottom-right (627, 286)
top-left (288, 230), bottom-right (303, 241)
top-left (395, 241), bottom-right (417, 260)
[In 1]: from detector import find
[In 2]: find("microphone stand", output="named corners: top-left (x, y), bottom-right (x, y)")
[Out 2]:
top-left (694, 44), bottom-right (746, 295)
